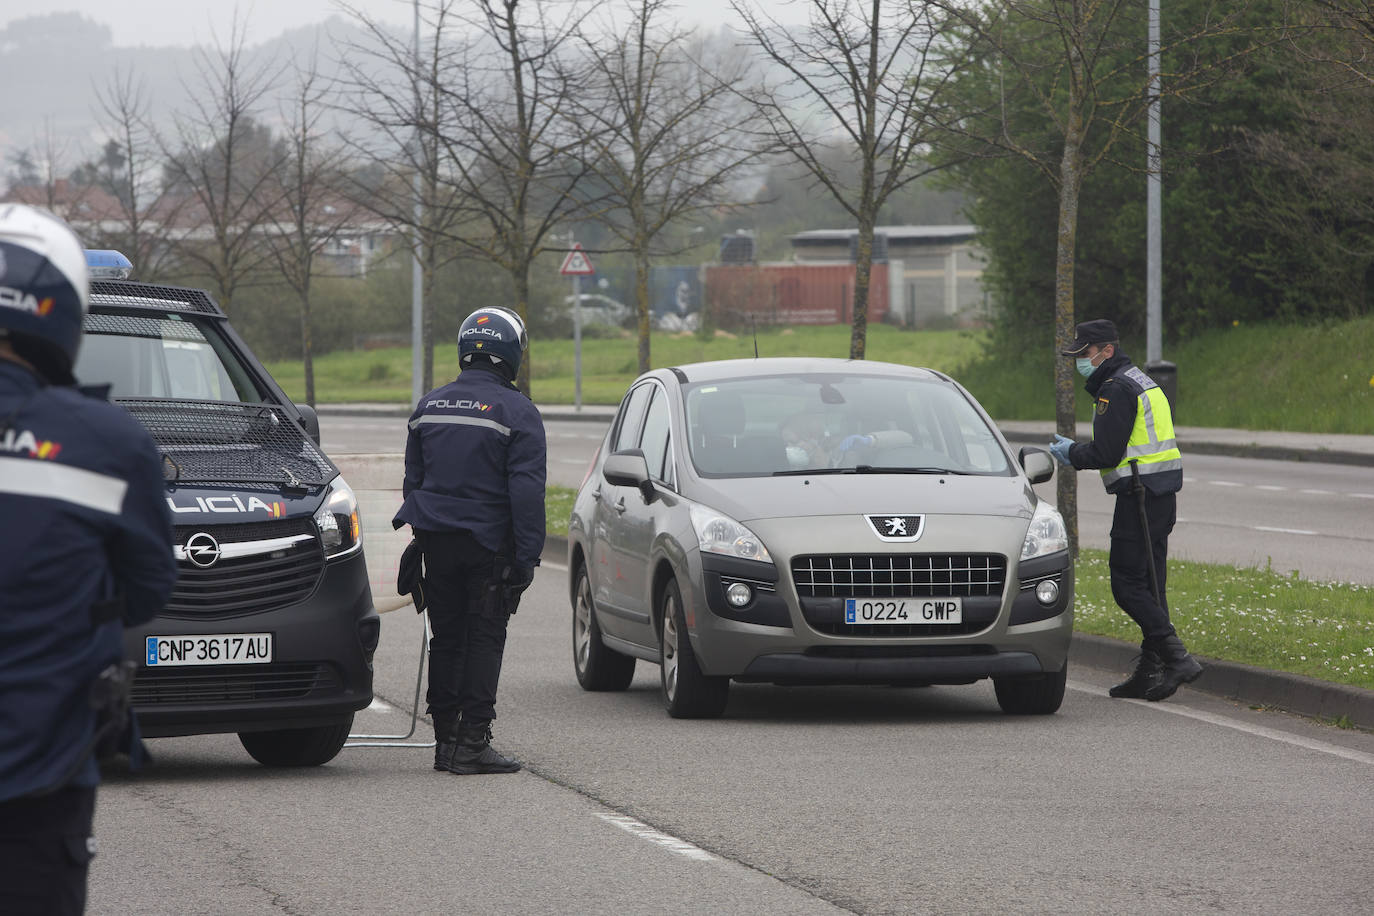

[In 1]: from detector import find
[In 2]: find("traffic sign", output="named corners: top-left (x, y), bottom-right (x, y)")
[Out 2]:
top-left (559, 243), bottom-right (595, 276)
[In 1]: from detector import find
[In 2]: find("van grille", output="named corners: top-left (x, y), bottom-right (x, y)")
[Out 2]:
top-left (169, 520), bottom-right (324, 618)
top-left (791, 554), bottom-right (1006, 598)
top-left (132, 663), bottom-right (341, 705)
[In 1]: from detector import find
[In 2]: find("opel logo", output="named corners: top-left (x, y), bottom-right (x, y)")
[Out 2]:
top-left (184, 532), bottom-right (222, 568)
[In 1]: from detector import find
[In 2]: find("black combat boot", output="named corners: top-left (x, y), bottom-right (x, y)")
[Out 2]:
top-left (448, 723), bottom-right (521, 775)
top-left (1144, 635), bottom-right (1204, 702)
top-left (433, 712), bottom-right (460, 772)
top-left (1109, 646), bottom-right (1163, 699)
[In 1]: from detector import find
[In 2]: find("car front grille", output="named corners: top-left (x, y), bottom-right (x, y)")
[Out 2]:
top-left (131, 663), bottom-right (342, 705)
top-left (169, 519), bottom-right (324, 619)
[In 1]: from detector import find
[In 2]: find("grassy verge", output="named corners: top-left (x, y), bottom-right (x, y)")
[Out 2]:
top-left (546, 486), bottom-right (1374, 691)
top-left (1074, 549), bottom-right (1373, 690)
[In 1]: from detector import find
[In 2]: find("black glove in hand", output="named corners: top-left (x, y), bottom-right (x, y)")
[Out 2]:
top-left (503, 565), bottom-right (535, 591)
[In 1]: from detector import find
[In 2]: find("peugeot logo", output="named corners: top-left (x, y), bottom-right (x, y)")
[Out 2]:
top-left (865, 514), bottom-right (925, 542)
top-left (184, 532), bottom-right (222, 568)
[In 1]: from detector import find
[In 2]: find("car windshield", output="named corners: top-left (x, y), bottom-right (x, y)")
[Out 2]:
top-left (684, 372), bottom-right (1011, 478)
top-left (75, 312), bottom-right (261, 403)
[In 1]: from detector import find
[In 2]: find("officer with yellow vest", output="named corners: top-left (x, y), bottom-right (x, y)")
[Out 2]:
top-left (1049, 319), bottom-right (1203, 701)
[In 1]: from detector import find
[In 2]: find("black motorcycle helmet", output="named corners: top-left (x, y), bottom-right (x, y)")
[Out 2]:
top-left (458, 306), bottom-right (528, 379)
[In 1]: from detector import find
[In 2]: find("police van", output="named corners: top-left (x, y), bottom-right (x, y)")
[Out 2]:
top-left (74, 251), bottom-right (378, 766)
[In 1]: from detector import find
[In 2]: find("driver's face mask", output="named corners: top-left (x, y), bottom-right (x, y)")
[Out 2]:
top-left (785, 445), bottom-right (812, 469)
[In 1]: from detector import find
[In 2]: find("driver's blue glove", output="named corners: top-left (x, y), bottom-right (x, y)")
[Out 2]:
top-left (1049, 434), bottom-right (1075, 467)
top-left (839, 434), bottom-right (874, 452)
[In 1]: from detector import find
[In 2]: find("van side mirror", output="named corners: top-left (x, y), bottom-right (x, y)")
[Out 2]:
top-left (296, 403), bottom-right (322, 447)
top-left (1018, 446), bottom-right (1054, 484)
top-left (603, 449), bottom-right (656, 503)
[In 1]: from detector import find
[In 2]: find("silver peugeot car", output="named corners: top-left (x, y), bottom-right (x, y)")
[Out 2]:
top-left (568, 357), bottom-right (1072, 718)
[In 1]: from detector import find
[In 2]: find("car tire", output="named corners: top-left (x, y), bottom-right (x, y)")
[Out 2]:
top-left (572, 563), bottom-right (636, 691)
top-left (659, 578), bottom-right (729, 719)
top-left (993, 663), bottom-right (1068, 715)
top-left (238, 716), bottom-right (353, 767)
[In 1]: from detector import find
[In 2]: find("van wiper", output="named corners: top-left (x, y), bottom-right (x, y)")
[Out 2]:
top-left (772, 467), bottom-right (857, 476)
top-left (853, 465), bottom-right (972, 475)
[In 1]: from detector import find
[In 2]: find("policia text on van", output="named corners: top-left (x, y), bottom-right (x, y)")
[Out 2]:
top-left (71, 250), bottom-right (379, 767)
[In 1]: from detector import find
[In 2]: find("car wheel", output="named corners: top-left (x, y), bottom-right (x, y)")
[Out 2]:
top-left (572, 563), bottom-right (636, 691)
top-left (238, 715), bottom-right (353, 767)
top-left (993, 663), bottom-right (1068, 715)
top-left (659, 578), bottom-right (729, 719)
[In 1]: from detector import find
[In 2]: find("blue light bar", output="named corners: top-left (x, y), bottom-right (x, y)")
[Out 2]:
top-left (86, 249), bottom-right (134, 280)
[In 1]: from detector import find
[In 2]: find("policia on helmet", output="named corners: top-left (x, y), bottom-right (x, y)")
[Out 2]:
top-left (0, 205), bottom-right (177, 913)
top-left (1048, 319), bottom-right (1203, 702)
top-left (393, 307), bottom-right (547, 775)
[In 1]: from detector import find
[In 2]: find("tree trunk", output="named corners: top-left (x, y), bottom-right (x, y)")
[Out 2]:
top-left (514, 268), bottom-right (532, 397)
top-left (850, 211), bottom-right (875, 360)
top-left (422, 240), bottom-right (437, 394)
top-left (300, 284), bottom-right (315, 407)
top-left (1054, 106), bottom-right (1086, 557)
top-left (635, 232), bottom-right (651, 376)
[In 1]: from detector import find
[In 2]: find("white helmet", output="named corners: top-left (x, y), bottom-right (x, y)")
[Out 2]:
top-left (0, 204), bottom-right (90, 384)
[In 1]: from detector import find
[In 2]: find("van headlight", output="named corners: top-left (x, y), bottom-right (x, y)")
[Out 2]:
top-left (315, 476), bottom-right (362, 558)
top-left (1020, 500), bottom-right (1067, 560)
top-left (689, 503), bottom-right (772, 563)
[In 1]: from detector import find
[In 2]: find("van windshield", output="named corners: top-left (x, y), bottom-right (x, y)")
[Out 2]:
top-left (75, 312), bottom-right (261, 403)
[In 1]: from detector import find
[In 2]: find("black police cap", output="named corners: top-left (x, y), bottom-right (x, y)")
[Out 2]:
top-left (1061, 318), bottom-right (1119, 355)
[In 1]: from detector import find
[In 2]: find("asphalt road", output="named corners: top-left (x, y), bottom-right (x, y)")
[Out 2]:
top-left (321, 414), bottom-right (1374, 584)
top-left (89, 564), bottom-right (1374, 915)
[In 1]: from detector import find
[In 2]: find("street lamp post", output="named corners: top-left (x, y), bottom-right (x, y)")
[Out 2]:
top-left (1147, 0), bottom-right (1162, 366)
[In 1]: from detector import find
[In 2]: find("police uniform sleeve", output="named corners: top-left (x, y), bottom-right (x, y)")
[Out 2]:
top-left (108, 424), bottom-right (178, 626)
top-left (402, 403), bottom-right (424, 500)
top-left (1067, 379), bottom-right (1136, 471)
top-left (507, 403), bottom-right (547, 569)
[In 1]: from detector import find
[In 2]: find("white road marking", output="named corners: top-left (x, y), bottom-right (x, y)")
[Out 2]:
top-left (1067, 682), bottom-right (1374, 766)
top-left (1255, 485), bottom-right (1287, 491)
top-left (541, 561), bottom-right (570, 572)
top-left (1300, 489), bottom-right (1335, 496)
top-left (1253, 525), bottom-right (1318, 536)
top-left (368, 698), bottom-right (397, 713)
top-left (557, 458), bottom-right (588, 464)
top-left (1209, 480), bottom-right (1242, 487)
top-left (1353, 493), bottom-right (1374, 499)
top-left (597, 814), bottom-right (717, 862)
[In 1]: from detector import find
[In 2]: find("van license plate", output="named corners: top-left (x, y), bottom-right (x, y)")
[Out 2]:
top-left (844, 598), bottom-right (962, 624)
top-left (145, 634), bottom-right (273, 666)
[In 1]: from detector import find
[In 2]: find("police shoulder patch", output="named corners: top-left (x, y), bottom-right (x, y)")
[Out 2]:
top-left (1095, 398), bottom-right (1110, 415)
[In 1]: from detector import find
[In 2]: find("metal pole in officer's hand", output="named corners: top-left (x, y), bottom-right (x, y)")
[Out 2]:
top-left (1129, 459), bottom-right (1163, 607)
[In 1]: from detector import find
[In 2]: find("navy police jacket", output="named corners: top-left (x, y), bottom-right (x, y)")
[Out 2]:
top-left (393, 364), bottom-right (547, 570)
top-left (0, 359), bottom-right (177, 801)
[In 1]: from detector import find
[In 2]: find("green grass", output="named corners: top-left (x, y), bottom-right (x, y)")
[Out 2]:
top-left (546, 486), bottom-right (576, 538)
top-left (1073, 549), bottom-right (1374, 690)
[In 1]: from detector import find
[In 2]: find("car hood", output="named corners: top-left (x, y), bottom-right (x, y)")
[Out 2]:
top-left (683, 473), bottom-right (1035, 523)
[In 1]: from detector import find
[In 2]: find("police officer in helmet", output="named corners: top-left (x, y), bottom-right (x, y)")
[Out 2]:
top-left (394, 306), bottom-right (547, 774)
top-left (1049, 319), bottom-right (1203, 701)
top-left (0, 205), bottom-right (177, 913)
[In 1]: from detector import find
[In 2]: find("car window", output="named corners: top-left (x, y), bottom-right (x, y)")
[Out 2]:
top-left (613, 382), bottom-right (653, 453)
top-left (639, 385), bottom-right (671, 482)
top-left (76, 312), bottom-right (261, 402)
top-left (684, 373), bottom-right (1011, 478)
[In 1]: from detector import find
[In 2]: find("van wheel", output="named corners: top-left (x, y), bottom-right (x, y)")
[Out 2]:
top-left (659, 579), bottom-right (728, 719)
top-left (239, 716), bottom-right (353, 766)
top-left (573, 563), bottom-right (636, 690)
top-left (993, 664), bottom-right (1067, 715)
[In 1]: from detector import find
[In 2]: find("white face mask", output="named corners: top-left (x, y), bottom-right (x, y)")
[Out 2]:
top-left (785, 445), bottom-right (811, 469)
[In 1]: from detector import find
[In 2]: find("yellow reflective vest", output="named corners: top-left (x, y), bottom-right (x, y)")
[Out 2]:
top-left (1096, 366), bottom-right (1182, 494)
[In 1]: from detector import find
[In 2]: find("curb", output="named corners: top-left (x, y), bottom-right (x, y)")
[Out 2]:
top-left (996, 426), bottom-right (1374, 469)
top-left (546, 535), bottom-right (1373, 729)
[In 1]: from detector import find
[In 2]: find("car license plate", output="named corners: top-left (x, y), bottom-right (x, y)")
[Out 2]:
top-left (844, 598), bottom-right (962, 624)
top-left (145, 633), bottom-right (273, 667)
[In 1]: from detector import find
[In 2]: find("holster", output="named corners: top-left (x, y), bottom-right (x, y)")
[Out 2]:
top-left (481, 555), bottom-right (525, 617)
top-left (90, 660), bottom-right (138, 764)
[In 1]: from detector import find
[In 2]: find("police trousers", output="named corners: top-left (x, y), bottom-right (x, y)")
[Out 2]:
top-left (0, 785), bottom-right (97, 915)
top-left (1108, 489), bottom-right (1177, 644)
top-left (417, 529), bottom-right (511, 728)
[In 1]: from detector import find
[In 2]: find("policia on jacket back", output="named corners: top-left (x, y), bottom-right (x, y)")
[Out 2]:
top-left (0, 206), bottom-right (178, 913)
top-left (1048, 319), bottom-right (1204, 702)
top-left (394, 307), bottom-right (547, 774)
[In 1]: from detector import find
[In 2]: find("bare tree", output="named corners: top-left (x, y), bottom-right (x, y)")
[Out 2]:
top-left (578, 0), bottom-right (764, 374)
top-left (266, 53), bottom-right (357, 407)
top-left (160, 16), bottom-right (286, 314)
top-left (935, 0), bottom-right (1273, 553)
top-left (734, 0), bottom-right (967, 360)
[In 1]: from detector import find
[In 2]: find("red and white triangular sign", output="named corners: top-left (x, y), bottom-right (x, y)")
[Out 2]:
top-left (559, 243), bottom-right (595, 276)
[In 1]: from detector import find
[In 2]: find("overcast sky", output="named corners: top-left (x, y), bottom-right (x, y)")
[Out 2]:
top-left (4, 0), bottom-right (787, 48)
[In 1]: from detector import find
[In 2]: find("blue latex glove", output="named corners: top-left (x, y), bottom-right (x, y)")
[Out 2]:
top-left (1049, 434), bottom-right (1075, 467)
top-left (839, 434), bottom-right (874, 452)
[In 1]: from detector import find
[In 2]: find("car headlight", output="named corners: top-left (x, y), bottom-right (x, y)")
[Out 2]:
top-left (689, 503), bottom-right (772, 563)
top-left (1020, 500), bottom-right (1067, 561)
top-left (315, 476), bottom-right (362, 558)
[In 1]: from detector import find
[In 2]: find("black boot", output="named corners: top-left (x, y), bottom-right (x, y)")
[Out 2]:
top-left (433, 713), bottom-right (459, 772)
top-left (1145, 635), bottom-right (1204, 702)
top-left (1109, 647), bottom-right (1163, 699)
top-left (448, 724), bottom-right (521, 775)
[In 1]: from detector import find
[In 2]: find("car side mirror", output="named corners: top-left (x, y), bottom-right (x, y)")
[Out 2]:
top-left (295, 403), bottom-right (322, 447)
top-left (1018, 446), bottom-right (1054, 484)
top-left (603, 449), bottom-right (656, 503)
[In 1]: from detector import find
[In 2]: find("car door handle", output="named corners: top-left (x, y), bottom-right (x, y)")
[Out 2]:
top-left (612, 497), bottom-right (626, 515)
top-left (591, 487), bottom-right (602, 502)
